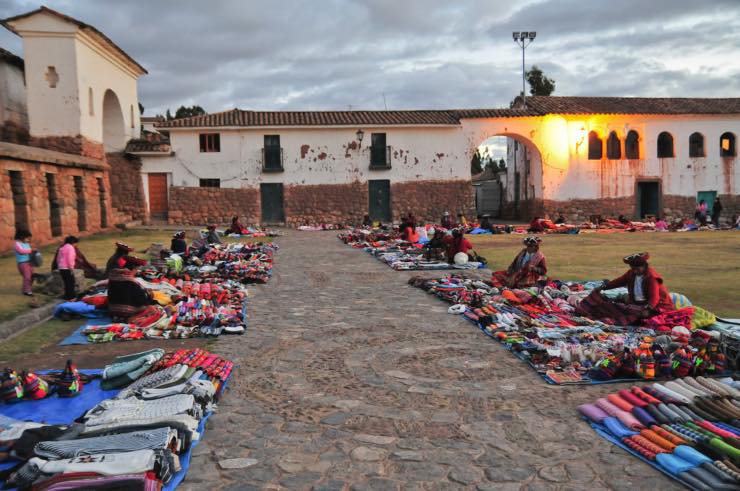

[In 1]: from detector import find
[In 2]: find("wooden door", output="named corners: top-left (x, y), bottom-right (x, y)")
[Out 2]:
top-left (260, 183), bottom-right (285, 223)
top-left (148, 173), bottom-right (168, 218)
top-left (368, 179), bottom-right (391, 222)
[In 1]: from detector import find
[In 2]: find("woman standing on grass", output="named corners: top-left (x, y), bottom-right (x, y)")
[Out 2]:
top-left (55, 236), bottom-right (78, 300)
top-left (14, 229), bottom-right (34, 296)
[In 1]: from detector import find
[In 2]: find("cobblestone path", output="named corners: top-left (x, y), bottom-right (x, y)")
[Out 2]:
top-left (182, 230), bottom-right (680, 490)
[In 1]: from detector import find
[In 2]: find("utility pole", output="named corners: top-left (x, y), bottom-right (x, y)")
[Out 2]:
top-left (512, 31), bottom-right (536, 105)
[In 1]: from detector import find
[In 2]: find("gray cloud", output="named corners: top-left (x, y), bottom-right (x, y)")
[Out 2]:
top-left (1, 0), bottom-right (739, 115)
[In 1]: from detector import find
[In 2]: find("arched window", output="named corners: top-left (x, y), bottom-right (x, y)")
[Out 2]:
top-left (657, 132), bottom-right (674, 158)
top-left (606, 131), bottom-right (621, 159)
top-left (720, 132), bottom-right (736, 157)
top-left (588, 131), bottom-right (602, 160)
top-left (88, 87), bottom-right (94, 116)
top-left (625, 130), bottom-right (639, 159)
top-left (689, 132), bottom-right (704, 158)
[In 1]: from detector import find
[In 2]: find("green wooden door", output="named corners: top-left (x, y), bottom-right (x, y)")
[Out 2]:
top-left (260, 183), bottom-right (285, 223)
top-left (368, 180), bottom-right (391, 222)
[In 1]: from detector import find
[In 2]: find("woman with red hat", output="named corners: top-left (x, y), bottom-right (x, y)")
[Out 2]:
top-left (104, 242), bottom-right (134, 278)
top-left (492, 236), bottom-right (548, 288)
top-left (578, 252), bottom-right (674, 325)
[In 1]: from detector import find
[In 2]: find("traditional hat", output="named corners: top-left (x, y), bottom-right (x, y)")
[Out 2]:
top-left (523, 236), bottom-right (542, 246)
top-left (115, 242), bottom-right (133, 252)
top-left (623, 252), bottom-right (649, 266)
top-left (173, 231), bottom-right (185, 238)
top-left (207, 224), bottom-right (217, 230)
top-left (443, 211), bottom-right (450, 216)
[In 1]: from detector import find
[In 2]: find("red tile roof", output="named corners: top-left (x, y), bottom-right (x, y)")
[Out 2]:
top-left (520, 96), bottom-right (740, 115)
top-left (156, 97), bottom-right (740, 129)
top-left (2, 6), bottom-right (147, 75)
top-left (125, 132), bottom-right (171, 154)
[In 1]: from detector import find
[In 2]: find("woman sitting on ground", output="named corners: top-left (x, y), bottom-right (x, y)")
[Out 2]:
top-left (170, 231), bottom-right (188, 255)
top-left (107, 266), bottom-right (153, 320)
top-left (528, 217), bottom-right (545, 233)
top-left (424, 229), bottom-right (446, 261)
top-left (227, 216), bottom-right (246, 235)
top-left (399, 219), bottom-right (419, 243)
top-left (105, 242), bottom-right (133, 278)
top-left (443, 229), bottom-right (474, 264)
top-left (492, 236), bottom-right (547, 288)
top-left (577, 252), bottom-right (674, 325)
top-left (362, 214), bottom-right (372, 228)
top-left (205, 225), bottom-right (221, 244)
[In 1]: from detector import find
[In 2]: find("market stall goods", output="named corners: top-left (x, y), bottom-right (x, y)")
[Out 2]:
top-left (410, 274), bottom-right (731, 384)
top-left (0, 348), bottom-right (234, 490)
top-left (579, 377), bottom-right (740, 490)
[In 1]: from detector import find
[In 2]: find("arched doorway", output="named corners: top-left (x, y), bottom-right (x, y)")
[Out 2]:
top-left (102, 89), bottom-right (125, 152)
top-left (474, 133), bottom-right (544, 220)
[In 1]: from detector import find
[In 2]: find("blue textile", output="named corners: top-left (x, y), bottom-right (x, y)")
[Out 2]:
top-left (58, 317), bottom-right (113, 346)
top-left (469, 228), bottom-right (492, 235)
top-left (53, 301), bottom-right (103, 319)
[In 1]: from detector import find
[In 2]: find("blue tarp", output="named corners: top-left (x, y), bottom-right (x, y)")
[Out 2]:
top-left (58, 317), bottom-right (113, 346)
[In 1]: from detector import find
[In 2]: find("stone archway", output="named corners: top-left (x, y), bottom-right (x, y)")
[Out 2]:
top-left (102, 89), bottom-right (125, 152)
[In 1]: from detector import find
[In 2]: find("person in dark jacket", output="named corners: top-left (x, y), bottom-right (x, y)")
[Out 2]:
top-left (107, 267), bottom-right (152, 319)
top-left (711, 197), bottom-right (723, 227)
top-left (170, 231), bottom-right (187, 255)
top-left (105, 242), bottom-right (133, 277)
top-left (205, 225), bottom-right (221, 244)
top-left (441, 211), bottom-right (453, 229)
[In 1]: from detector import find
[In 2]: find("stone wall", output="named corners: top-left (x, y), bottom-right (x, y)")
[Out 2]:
top-left (541, 194), bottom-right (740, 224)
top-left (107, 152), bottom-right (148, 223)
top-left (168, 186), bottom-right (260, 226)
top-left (391, 179), bottom-right (475, 223)
top-left (28, 135), bottom-right (105, 160)
top-left (0, 157), bottom-right (112, 253)
top-left (284, 182), bottom-right (367, 226)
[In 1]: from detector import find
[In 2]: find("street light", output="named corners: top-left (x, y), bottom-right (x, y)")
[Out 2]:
top-left (512, 31), bottom-right (536, 105)
top-left (356, 129), bottom-right (364, 148)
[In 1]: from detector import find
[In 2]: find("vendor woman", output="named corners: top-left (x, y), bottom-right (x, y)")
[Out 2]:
top-left (492, 236), bottom-right (547, 287)
top-left (170, 231), bottom-right (188, 255)
top-left (443, 229), bottom-right (474, 263)
top-left (597, 252), bottom-right (673, 314)
top-left (107, 265), bottom-right (153, 320)
top-left (227, 216), bottom-right (246, 235)
top-left (105, 242), bottom-right (133, 277)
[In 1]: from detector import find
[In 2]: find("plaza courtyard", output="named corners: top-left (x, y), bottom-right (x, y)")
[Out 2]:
top-left (3, 228), bottom-right (738, 489)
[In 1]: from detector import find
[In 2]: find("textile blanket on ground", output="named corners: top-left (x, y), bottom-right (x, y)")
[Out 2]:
top-left (0, 367), bottom-right (232, 490)
top-left (410, 275), bottom-right (730, 385)
top-left (58, 295), bottom-right (249, 345)
top-left (578, 376), bottom-right (740, 490)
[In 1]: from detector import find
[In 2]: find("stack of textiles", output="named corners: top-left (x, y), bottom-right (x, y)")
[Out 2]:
top-left (409, 275), bottom-right (730, 385)
top-left (338, 229), bottom-right (483, 271)
top-left (225, 226), bottom-right (282, 238)
top-left (297, 223), bottom-right (344, 231)
top-left (1, 348), bottom-right (233, 490)
top-left (579, 376), bottom-right (740, 490)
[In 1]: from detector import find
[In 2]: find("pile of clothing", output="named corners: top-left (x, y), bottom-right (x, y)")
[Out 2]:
top-left (579, 376), bottom-right (740, 490)
top-left (409, 275), bottom-right (730, 384)
top-left (297, 223), bottom-right (344, 231)
top-left (338, 229), bottom-right (482, 271)
top-left (0, 348), bottom-right (232, 490)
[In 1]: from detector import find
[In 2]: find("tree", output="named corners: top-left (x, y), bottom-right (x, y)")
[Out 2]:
top-left (526, 65), bottom-right (555, 96)
top-left (174, 105), bottom-right (206, 119)
top-left (138, 102), bottom-right (145, 115)
top-left (165, 109), bottom-right (173, 121)
top-left (470, 149), bottom-right (483, 175)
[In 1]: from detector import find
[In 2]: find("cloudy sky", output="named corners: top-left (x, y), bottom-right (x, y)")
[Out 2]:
top-left (2, 0), bottom-right (740, 118)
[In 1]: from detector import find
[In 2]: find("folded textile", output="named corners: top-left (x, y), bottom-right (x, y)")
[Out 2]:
top-left (34, 426), bottom-right (177, 460)
top-left (84, 394), bottom-right (199, 427)
top-left (102, 349), bottom-right (164, 390)
top-left (30, 472), bottom-right (162, 491)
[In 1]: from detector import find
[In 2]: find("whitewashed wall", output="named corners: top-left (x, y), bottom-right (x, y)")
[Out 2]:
top-left (141, 126), bottom-right (470, 187)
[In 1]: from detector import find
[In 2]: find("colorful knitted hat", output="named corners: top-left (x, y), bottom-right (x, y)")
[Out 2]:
top-left (0, 369), bottom-right (24, 403)
top-left (56, 360), bottom-right (83, 398)
top-left (523, 236), bottom-right (542, 246)
top-left (21, 371), bottom-right (49, 400)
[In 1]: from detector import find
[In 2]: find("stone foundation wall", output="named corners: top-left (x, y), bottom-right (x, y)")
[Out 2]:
top-left (391, 179), bottom-right (475, 223)
top-left (0, 157), bottom-right (112, 253)
top-left (28, 135), bottom-right (105, 160)
top-left (284, 182), bottom-right (367, 226)
top-left (107, 152), bottom-right (148, 223)
top-left (542, 194), bottom-right (740, 224)
top-left (168, 186), bottom-right (261, 225)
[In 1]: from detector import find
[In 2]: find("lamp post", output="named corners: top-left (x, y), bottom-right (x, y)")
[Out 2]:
top-left (512, 31), bottom-right (536, 105)
top-left (356, 129), bottom-right (365, 148)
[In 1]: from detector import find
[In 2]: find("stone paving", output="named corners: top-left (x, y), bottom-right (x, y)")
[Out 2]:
top-left (181, 230), bottom-right (681, 490)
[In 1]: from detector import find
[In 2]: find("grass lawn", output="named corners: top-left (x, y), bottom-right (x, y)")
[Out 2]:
top-left (0, 229), bottom-right (270, 322)
top-left (469, 231), bottom-right (740, 317)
